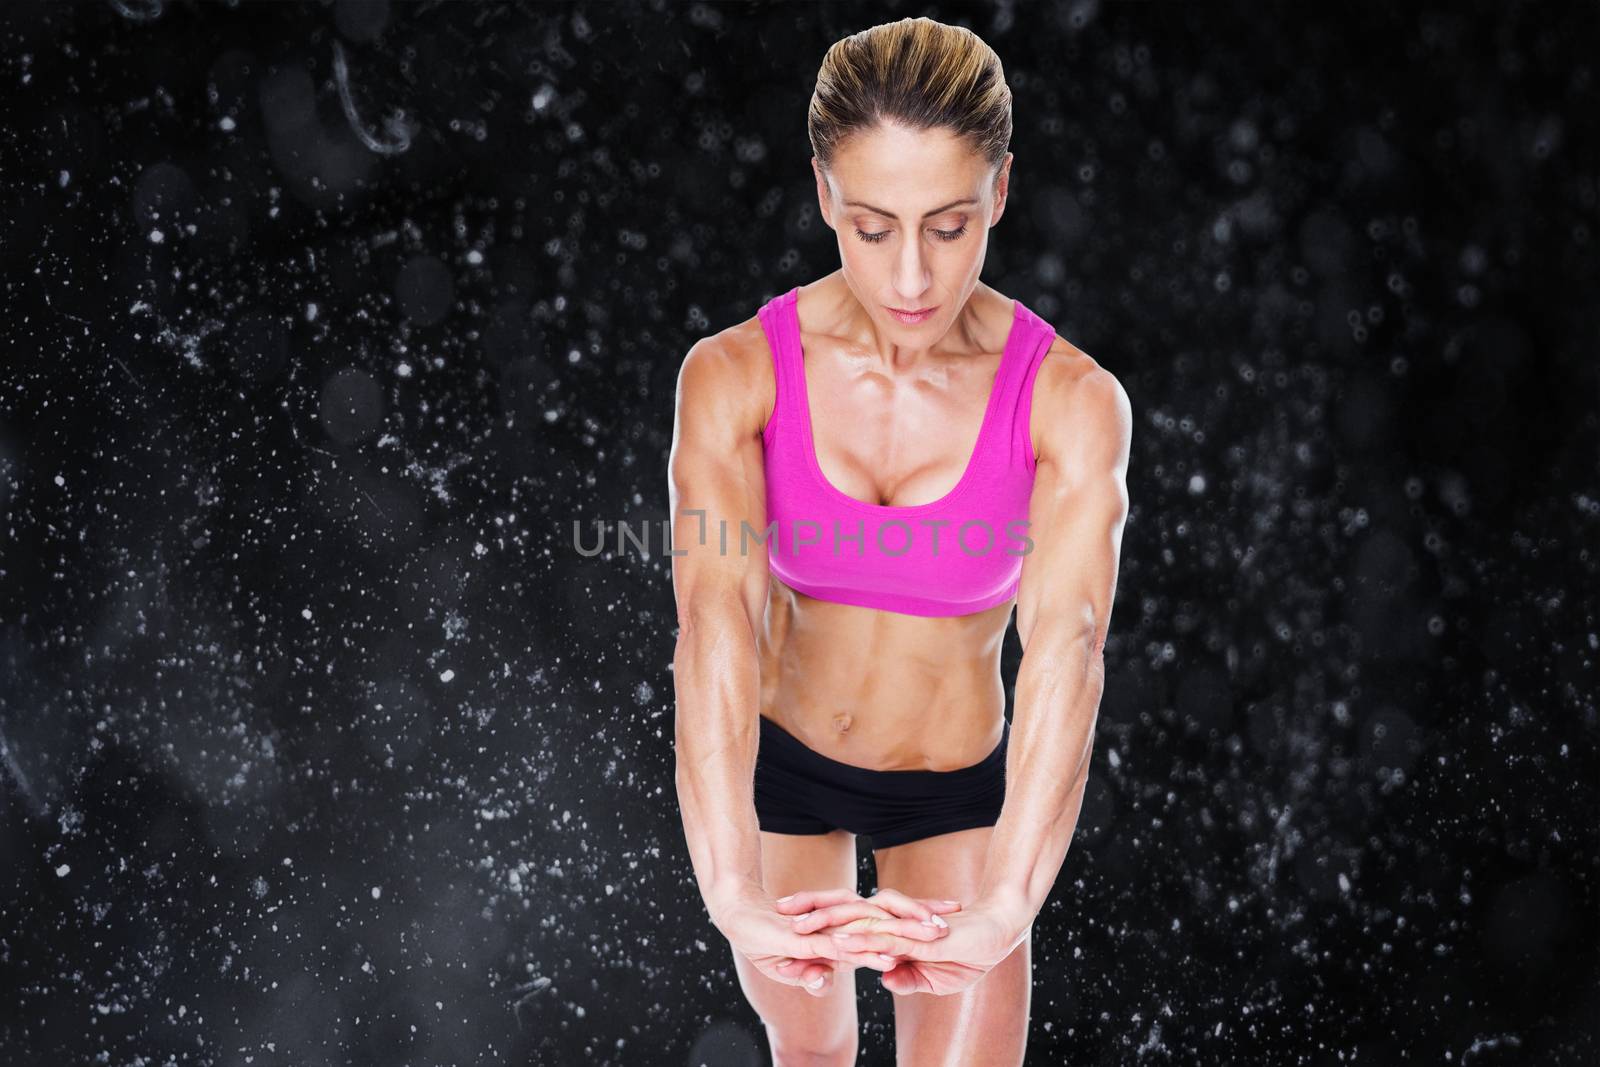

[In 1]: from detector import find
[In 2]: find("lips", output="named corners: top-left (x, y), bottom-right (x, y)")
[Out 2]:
top-left (886, 305), bottom-right (938, 324)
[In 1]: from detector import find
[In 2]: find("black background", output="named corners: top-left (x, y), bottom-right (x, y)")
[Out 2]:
top-left (1, 1), bottom-right (1596, 1064)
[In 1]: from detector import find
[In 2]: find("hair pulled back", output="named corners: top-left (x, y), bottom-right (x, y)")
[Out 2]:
top-left (808, 16), bottom-right (1012, 175)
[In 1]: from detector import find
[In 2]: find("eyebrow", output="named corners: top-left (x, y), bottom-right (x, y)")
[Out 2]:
top-left (842, 197), bottom-right (978, 220)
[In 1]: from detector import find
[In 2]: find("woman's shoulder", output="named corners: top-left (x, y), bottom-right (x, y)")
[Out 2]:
top-left (1029, 335), bottom-right (1131, 466)
top-left (677, 307), bottom-right (779, 435)
top-left (1034, 328), bottom-right (1124, 412)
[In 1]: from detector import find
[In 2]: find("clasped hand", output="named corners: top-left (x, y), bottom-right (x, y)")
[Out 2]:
top-left (715, 885), bottom-right (1023, 998)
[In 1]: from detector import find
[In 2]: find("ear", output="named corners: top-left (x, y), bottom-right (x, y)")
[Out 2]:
top-left (990, 152), bottom-right (1013, 226)
top-left (812, 157), bottom-right (835, 230)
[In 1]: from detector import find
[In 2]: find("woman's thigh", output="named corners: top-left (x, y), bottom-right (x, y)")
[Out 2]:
top-left (729, 828), bottom-right (862, 1057)
top-left (873, 825), bottom-right (1032, 1067)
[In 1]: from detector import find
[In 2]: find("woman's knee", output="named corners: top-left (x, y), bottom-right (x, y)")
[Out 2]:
top-left (732, 951), bottom-right (859, 1063)
top-left (749, 977), bottom-right (859, 1065)
top-left (766, 1025), bottom-right (859, 1067)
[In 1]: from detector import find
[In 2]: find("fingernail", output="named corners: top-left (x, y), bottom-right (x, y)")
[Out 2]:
top-left (807, 975), bottom-right (824, 989)
top-left (778, 894), bottom-right (794, 902)
top-left (831, 932), bottom-right (852, 941)
top-left (942, 899), bottom-right (960, 905)
top-left (921, 918), bottom-right (936, 927)
top-left (931, 914), bottom-right (947, 928)
top-left (878, 954), bottom-right (896, 964)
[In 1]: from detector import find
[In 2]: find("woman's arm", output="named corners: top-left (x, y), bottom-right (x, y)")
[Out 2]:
top-left (974, 358), bottom-right (1133, 938)
top-left (668, 333), bottom-right (774, 925)
top-left (800, 357), bottom-right (1134, 996)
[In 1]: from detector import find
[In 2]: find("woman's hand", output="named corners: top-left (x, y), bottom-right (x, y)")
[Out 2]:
top-left (819, 898), bottom-right (1027, 997)
top-left (775, 886), bottom-right (963, 935)
top-left (772, 887), bottom-right (966, 973)
top-left (712, 885), bottom-right (959, 994)
top-left (710, 886), bottom-right (850, 995)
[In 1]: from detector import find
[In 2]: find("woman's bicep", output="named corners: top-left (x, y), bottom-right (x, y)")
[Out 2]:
top-left (1014, 365), bottom-right (1132, 657)
top-left (668, 337), bottom-right (771, 637)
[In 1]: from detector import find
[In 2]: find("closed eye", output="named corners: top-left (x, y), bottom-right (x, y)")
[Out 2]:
top-left (854, 225), bottom-right (969, 244)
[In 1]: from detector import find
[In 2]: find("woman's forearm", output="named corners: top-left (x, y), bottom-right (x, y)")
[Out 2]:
top-left (673, 608), bottom-right (765, 921)
top-left (975, 628), bottom-right (1105, 931)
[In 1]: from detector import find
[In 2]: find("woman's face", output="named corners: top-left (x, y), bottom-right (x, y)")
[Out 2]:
top-left (813, 121), bottom-right (1011, 339)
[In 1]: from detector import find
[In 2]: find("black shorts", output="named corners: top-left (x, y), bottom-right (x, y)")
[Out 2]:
top-left (753, 714), bottom-right (1009, 850)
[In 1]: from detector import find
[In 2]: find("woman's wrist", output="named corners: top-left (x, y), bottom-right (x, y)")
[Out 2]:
top-left (972, 885), bottom-right (1036, 939)
top-left (705, 876), bottom-right (766, 926)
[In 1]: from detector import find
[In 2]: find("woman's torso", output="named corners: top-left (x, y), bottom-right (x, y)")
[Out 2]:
top-left (743, 274), bottom-right (1061, 772)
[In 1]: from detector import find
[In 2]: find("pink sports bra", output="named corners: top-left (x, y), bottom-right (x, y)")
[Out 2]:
top-left (757, 285), bottom-right (1056, 617)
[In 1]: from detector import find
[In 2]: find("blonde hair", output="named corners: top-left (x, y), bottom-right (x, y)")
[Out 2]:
top-left (808, 16), bottom-right (1012, 175)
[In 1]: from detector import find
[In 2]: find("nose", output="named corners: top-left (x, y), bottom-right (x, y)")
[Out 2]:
top-left (892, 245), bottom-right (931, 305)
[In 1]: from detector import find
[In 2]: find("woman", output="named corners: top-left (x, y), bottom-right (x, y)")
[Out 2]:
top-left (669, 17), bottom-right (1131, 1066)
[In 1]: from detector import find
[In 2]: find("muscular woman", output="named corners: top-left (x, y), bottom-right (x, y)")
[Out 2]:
top-left (669, 17), bottom-right (1131, 1066)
